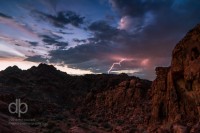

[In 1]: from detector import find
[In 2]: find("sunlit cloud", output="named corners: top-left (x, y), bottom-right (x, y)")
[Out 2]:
top-left (141, 58), bottom-right (149, 66)
top-left (0, 41), bottom-right (25, 57)
top-left (111, 69), bottom-right (142, 75)
top-left (0, 16), bottom-right (39, 40)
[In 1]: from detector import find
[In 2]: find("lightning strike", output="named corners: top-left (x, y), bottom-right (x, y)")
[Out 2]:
top-left (108, 59), bottom-right (126, 74)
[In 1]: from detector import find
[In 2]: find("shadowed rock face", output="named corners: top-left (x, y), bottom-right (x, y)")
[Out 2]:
top-left (0, 64), bottom-right (151, 132)
top-left (0, 24), bottom-right (200, 132)
top-left (150, 24), bottom-right (200, 132)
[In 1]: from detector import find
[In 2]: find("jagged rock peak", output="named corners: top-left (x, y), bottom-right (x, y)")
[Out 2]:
top-left (3, 65), bottom-right (22, 73)
top-left (38, 63), bottom-right (56, 69)
top-left (29, 63), bottom-right (57, 71)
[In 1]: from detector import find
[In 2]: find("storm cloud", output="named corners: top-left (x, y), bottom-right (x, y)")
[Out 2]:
top-left (39, 34), bottom-right (68, 48)
top-left (25, 55), bottom-right (47, 62)
top-left (0, 12), bottom-right (12, 19)
top-left (35, 10), bottom-right (85, 28)
top-left (28, 41), bottom-right (38, 46)
top-left (44, 0), bottom-right (200, 79)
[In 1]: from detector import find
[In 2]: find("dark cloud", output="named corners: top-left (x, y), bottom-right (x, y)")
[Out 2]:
top-left (25, 55), bottom-right (47, 62)
top-left (110, 0), bottom-right (200, 31)
top-left (35, 10), bottom-right (85, 28)
top-left (89, 20), bottom-right (115, 32)
top-left (46, 20), bottom-right (130, 66)
top-left (28, 41), bottom-right (38, 46)
top-left (39, 34), bottom-right (68, 48)
top-left (109, 0), bottom-right (173, 17)
top-left (40, 35), bottom-right (59, 45)
top-left (88, 20), bottom-right (131, 42)
top-left (58, 30), bottom-right (73, 35)
top-left (105, 14), bottom-right (116, 21)
top-left (49, 40), bottom-right (113, 64)
top-left (0, 12), bottom-right (12, 19)
top-left (15, 44), bottom-right (21, 46)
top-left (73, 38), bottom-right (87, 43)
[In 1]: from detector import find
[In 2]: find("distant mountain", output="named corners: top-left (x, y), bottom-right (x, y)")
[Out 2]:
top-left (0, 24), bottom-right (200, 132)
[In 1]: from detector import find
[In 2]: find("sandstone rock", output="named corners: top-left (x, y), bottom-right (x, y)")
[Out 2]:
top-left (150, 24), bottom-right (200, 126)
top-left (172, 124), bottom-right (188, 133)
top-left (118, 80), bottom-right (129, 87)
top-left (129, 79), bottom-right (137, 88)
top-left (190, 122), bottom-right (200, 133)
top-left (69, 126), bottom-right (87, 133)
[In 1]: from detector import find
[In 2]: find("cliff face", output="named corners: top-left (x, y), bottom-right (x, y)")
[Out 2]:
top-left (150, 24), bottom-right (200, 131)
top-left (79, 78), bottom-right (151, 132)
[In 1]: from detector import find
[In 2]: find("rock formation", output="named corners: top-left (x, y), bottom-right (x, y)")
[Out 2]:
top-left (150, 24), bottom-right (200, 132)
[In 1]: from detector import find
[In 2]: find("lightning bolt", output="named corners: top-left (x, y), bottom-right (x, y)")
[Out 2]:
top-left (108, 59), bottom-right (126, 74)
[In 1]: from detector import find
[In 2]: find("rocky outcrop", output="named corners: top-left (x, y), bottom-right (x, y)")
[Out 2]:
top-left (150, 67), bottom-right (170, 123)
top-left (0, 64), bottom-right (152, 132)
top-left (79, 78), bottom-right (151, 132)
top-left (150, 24), bottom-right (200, 131)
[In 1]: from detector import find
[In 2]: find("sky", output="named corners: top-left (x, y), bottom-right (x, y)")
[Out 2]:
top-left (0, 0), bottom-right (200, 80)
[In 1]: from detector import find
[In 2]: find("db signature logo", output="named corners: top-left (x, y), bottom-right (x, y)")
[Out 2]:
top-left (8, 99), bottom-right (28, 118)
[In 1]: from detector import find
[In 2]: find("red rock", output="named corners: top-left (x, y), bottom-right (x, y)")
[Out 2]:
top-left (150, 24), bottom-right (200, 126)
top-left (172, 124), bottom-right (188, 133)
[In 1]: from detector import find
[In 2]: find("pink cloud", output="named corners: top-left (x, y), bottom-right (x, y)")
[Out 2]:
top-left (0, 17), bottom-right (39, 40)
